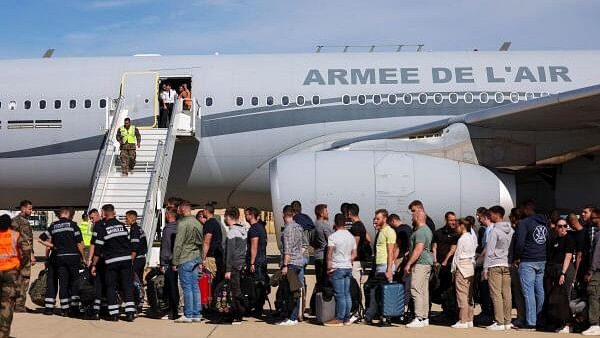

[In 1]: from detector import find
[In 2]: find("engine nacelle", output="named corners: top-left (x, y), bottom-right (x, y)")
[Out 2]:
top-left (270, 150), bottom-right (515, 243)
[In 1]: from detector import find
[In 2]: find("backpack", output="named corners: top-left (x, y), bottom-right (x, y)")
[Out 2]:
top-left (29, 269), bottom-right (48, 307)
top-left (145, 268), bottom-right (168, 316)
top-left (77, 266), bottom-right (96, 304)
top-left (215, 281), bottom-right (232, 314)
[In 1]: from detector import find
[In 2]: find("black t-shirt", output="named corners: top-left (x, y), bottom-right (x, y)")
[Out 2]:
top-left (548, 234), bottom-right (575, 265)
top-left (433, 225), bottom-right (459, 263)
top-left (394, 224), bottom-right (412, 258)
top-left (203, 218), bottom-right (223, 257)
top-left (350, 221), bottom-right (369, 261)
top-left (247, 222), bottom-right (268, 265)
top-left (426, 216), bottom-right (436, 234)
top-left (571, 228), bottom-right (586, 254)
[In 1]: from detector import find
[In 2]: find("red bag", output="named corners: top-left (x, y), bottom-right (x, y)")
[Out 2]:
top-left (199, 271), bottom-right (213, 306)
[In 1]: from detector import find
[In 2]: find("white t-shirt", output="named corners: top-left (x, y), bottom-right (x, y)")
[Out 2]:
top-left (160, 89), bottom-right (177, 104)
top-left (327, 229), bottom-right (356, 269)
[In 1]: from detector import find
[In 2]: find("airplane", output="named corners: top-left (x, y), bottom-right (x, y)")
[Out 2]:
top-left (1, 48), bottom-right (599, 252)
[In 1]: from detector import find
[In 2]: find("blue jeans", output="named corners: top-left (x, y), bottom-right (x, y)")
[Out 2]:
top-left (289, 264), bottom-right (304, 321)
top-left (331, 268), bottom-right (352, 322)
top-left (178, 257), bottom-right (201, 319)
top-left (519, 261), bottom-right (545, 326)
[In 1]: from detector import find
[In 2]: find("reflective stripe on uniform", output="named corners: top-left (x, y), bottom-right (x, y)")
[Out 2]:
top-left (105, 255), bottom-right (131, 264)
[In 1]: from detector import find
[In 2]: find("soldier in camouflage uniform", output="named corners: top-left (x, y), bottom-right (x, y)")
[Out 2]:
top-left (116, 117), bottom-right (141, 176)
top-left (0, 213), bottom-right (32, 338)
top-left (10, 200), bottom-right (35, 313)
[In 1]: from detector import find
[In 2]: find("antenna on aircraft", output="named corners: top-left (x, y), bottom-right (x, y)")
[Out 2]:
top-left (42, 49), bottom-right (55, 58)
top-left (499, 41), bottom-right (511, 51)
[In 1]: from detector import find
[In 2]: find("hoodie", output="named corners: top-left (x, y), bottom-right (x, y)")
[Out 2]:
top-left (483, 221), bottom-right (514, 271)
top-left (225, 224), bottom-right (248, 272)
top-left (515, 214), bottom-right (549, 262)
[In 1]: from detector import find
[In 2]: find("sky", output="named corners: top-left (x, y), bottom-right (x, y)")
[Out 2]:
top-left (1, 0), bottom-right (599, 59)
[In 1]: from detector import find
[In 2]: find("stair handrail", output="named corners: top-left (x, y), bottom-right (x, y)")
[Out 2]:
top-left (88, 96), bottom-right (125, 211)
top-left (140, 111), bottom-right (177, 262)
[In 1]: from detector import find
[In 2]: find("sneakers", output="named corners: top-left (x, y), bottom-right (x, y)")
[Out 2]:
top-left (583, 325), bottom-right (600, 336)
top-left (557, 325), bottom-right (570, 334)
top-left (451, 321), bottom-right (470, 329)
top-left (505, 323), bottom-right (513, 330)
top-left (43, 308), bottom-right (54, 316)
top-left (467, 321), bottom-right (474, 328)
top-left (516, 324), bottom-right (536, 331)
top-left (124, 313), bottom-right (135, 322)
top-left (344, 315), bottom-right (358, 326)
top-left (175, 316), bottom-right (193, 323)
top-left (406, 318), bottom-right (429, 328)
top-left (277, 319), bottom-right (299, 326)
top-left (191, 317), bottom-right (202, 323)
top-left (487, 322), bottom-right (506, 331)
top-left (232, 319), bottom-right (242, 325)
top-left (324, 319), bottom-right (343, 327)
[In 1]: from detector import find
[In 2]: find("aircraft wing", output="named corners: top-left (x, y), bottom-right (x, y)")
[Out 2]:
top-left (330, 84), bottom-right (600, 168)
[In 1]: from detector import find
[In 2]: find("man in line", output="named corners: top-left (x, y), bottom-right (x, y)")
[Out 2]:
top-left (476, 208), bottom-right (494, 324)
top-left (312, 204), bottom-right (332, 292)
top-left (408, 200), bottom-right (436, 233)
top-left (324, 213), bottom-right (357, 327)
top-left (484, 206), bottom-right (514, 331)
top-left (278, 205), bottom-right (304, 326)
top-left (39, 207), bottom-right (84, 316)
top-left (405, 208), bottom-right (434, 328)
top-left (202, 204), bottom-right (224, 285)
top-left (365, 209), bottom-right (396, 325)
top-left (388, 214), bottom-right (412, 314)
top-left (224, 207), bottom-right (248, 325)
top-left (11, 200), bottom-right (35, 313)
top-left (91, 204), bottom-right (136, 322)
top-left (514, 202), bottom-right (548, 331)
top-left (116, 117), bottom-right (141, 176)
top-left (87, 208), bottom-right (106, 319)
top-left (172, 201), bottom-right (203, 323)
top-left (245, 207), bottom-right (268, 317)
top-left (127, 210), bottom-right (147, 313)
top-left (432, 211), bottom-right (459, 321)
top-left (0, 214), bottom-right (31, 338)
top-left (347, 203), bottom-right (370, 290)
top-left (584, 208), bottom-right (600, 336)
top-left (160, 208), bottom-right (180, 320)
top-left (568, 212), bottom-right (586, 288)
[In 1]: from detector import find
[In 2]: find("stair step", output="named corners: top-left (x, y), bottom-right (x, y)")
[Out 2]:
top-left (107, 176), bottom-right (151, 184)
top-left (108, 172), bottom-right (152, 178)
top-left (102, 196), bottom-right (147, 203)
top-left (104, 183), bottom-right (150, 191)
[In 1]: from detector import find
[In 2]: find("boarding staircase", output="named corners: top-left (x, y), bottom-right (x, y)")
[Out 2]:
top-left (88, 96), bottom-right (190, 264)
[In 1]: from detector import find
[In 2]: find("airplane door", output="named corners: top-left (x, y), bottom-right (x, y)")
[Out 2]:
top-left (120, 72), bottom-right (159, 127)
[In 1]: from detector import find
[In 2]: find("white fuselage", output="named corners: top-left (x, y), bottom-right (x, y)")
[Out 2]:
top-left (0, 50), bottom-right (598, 209)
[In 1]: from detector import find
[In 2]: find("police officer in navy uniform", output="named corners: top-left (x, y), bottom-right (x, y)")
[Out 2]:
top-left (91, 204), bottom-right (136, 322)
top-left (87, 208), bottom-right (107, 319)
top-left (39, 207), bottom-right (85, 316)
top-left (126, 210), bottom-right (147, 313)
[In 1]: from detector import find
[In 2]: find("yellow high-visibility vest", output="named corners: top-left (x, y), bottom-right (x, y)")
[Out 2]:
top-left (79, 221), bottom-right (92, 247)
top-left (120, 125), bottom-right (137, 144)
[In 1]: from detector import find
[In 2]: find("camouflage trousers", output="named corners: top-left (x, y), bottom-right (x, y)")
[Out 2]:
top-left (0, 270), bottom-right (19, 338)
top-left (119, 147), bottom-right (136, 174)
top-left (15, 262), bottom-right (30, 312)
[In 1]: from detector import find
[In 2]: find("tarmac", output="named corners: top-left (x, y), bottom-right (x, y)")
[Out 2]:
top-left (11, 234), bottom-right (556, 338)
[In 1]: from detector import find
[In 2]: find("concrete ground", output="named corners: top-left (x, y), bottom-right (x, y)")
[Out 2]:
top-left (11, 235), bottom-right (554, 338)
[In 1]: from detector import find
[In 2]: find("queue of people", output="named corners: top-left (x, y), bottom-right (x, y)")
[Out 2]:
top-left (4, 198), bottom-right (600, 337)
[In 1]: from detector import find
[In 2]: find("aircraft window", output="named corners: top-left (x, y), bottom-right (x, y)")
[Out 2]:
top-left (99, 99), bottom-right (107, 108)
top-left (24, 100), bottom-right (32, 110)
top-left (479, 92), bottom-right (489, 103)
top-left (266, 96), bottom-right (274, 106)
top-left (84, 99), bottom-right (91, 108)
top-left (296, 95), bottom-right (305, 106)
top-left (205, 97), bottom-right (213, 107)
top-left (54, 100), bottom-right (61, 109)
top-left (525, 92), bottom-right (535, 101)
top-left (312, 95), bottom-right (320, 105)
top-left (418, 93), bottom-right (427, 104)
top-left (510, 92), bottom-right (519, 103)
top-left (357, 94), bottom-right (366, 105)
top-left (494, 92), bottom-right (505, 103)
top-left (39, 100), bottom-right (47, 109)
top-left (449, 92), bottom-right (459, 104)
top-left (373, 94), bottom-right (381, 105)
top-left (282, 96), bottom-right (290, 106)
top-left (69, 100), bottom-right (76, 109)
top-left (251, 96), bottom-right (259, 106)
top-left (388, 94), bottom-right (397, 104)
top-left (540, 92), bottom-right (550, 97)
top-left (403, 93), bottom-right (413, 104)
top-left (9, 101), bottom-right (16, 110)
top-left (463, 92), bottom-right (474, 103)
top-left (433, 93), bottom-right (443, 104)
top-left (236, 97), bottom-right (244, 106)
top-left (342, 95), bottom-right (351, 105)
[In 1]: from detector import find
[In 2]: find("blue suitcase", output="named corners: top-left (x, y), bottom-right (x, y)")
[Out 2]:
top-left (381, 282), bottom-right (405, 318)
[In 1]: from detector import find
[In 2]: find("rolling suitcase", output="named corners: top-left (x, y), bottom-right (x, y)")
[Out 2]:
top-left (199, 271), bottom-right (213, 306)
top-left (381, 282), bottom-right (405, 318)
top-left (315, 292), bottom-right (336, 324)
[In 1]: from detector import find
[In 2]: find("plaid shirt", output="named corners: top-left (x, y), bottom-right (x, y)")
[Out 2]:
top-left (282, 221), bottom-right (304, 267)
